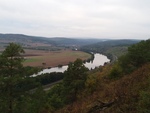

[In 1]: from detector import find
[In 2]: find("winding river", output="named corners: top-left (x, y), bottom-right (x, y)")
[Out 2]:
top-left (33, 53), bottom-right (110, 76)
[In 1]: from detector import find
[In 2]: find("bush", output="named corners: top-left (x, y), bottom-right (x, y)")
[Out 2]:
top-left (108, 64), bottom-right (122, 79)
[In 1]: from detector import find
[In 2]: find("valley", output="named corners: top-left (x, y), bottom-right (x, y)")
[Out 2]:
top-left (1, 33), bottom-right (149, 113)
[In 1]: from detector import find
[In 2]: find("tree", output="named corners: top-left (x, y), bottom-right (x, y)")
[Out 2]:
top-left (118, 39), bottom-right (150, 74)
top-left (63, 59), bottom-right (89, 103)
top-left (138, 91), bottom-right (150, 113)
top-left (127, 40), bottom-right (150, 67)
top-left (138, 77), bottom-right (150, 113)
top-left (108, 63), bottom-right (122, 79)
top-left (0, 43), bottom-right (24, 113)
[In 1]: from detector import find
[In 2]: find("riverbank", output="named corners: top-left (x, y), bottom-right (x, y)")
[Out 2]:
top-left (33, 53), bottom-right (110, 76)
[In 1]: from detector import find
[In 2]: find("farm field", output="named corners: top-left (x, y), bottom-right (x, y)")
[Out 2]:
top-left (23, 49), bottom-right (91, 68)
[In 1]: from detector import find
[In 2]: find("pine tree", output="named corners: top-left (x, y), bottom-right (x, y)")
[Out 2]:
top-left (63, 59), bottom-right (89, 103)
top-left (0, 43), bottom-right (24, 113)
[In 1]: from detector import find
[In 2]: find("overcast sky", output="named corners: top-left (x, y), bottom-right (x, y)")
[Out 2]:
top-left (0, 0), bottom-right (150, 39)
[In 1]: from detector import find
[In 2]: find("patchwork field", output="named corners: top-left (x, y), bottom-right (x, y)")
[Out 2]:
top-left (23, 49), bottom-right (91, 68)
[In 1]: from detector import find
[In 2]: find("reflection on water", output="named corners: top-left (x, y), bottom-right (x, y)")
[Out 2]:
top-left (33, 53), bottom-right (110, 76)
top-left (84, 54), bottom-right (110, 69)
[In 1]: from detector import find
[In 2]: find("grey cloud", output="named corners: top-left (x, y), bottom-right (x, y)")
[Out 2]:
top-left (0, 0), bottom-right (150, 39)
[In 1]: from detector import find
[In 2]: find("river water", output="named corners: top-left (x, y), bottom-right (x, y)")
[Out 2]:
top-left (33, 53), bottom-right (110, 76)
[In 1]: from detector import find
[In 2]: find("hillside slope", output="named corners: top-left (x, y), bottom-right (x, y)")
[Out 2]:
top-left (55, 63), bottom-right (150, 113)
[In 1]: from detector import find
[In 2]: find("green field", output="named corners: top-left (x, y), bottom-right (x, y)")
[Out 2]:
top-left (25, 58), bottom-right (41, 63)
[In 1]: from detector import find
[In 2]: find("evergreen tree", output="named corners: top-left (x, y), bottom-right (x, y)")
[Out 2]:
top-left (127, 39), bottom-right (150, 67)
top-left (63, 59), bottom-right (89, 103)
top-left (0, 43), bottom-right (24, 113)
top-left (118, 39), bottom-right (150, 74)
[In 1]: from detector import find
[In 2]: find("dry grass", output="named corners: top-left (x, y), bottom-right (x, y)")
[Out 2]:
top-left (23, 49), bottom-right (91, 67)
top-left (55, 63), bottom-right (150, 113)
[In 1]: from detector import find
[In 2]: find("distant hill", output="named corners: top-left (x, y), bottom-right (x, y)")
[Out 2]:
top-left (81, 39), bottom-right (140, 53)
top-left (84, 39), bottom-right (140, 47)
top-left (81, 39), bottom-right (141, 61)
top-left (0, 34), bottom-right (104, 47)
top-left (49, 37), bottom-right (104, 46)
top-left (0, 34), bottom-right (56, 46)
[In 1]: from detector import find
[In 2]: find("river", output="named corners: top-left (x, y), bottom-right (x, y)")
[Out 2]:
top-left (33, 53), bottom-right (110, 76)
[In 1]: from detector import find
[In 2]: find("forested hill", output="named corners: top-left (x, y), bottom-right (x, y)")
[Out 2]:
top-left (81, 39), bottom-right (141, 61)
top-left (0, 33), bottom-right (56, 45)
top-left (94, 39), bottom-right (139, 46)
top-left (49, 38), bottom-right (104, 46)
top-left (81, 39), bottom-right (140, 50)
top-left (0, 33), bottom-right (104, 46)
